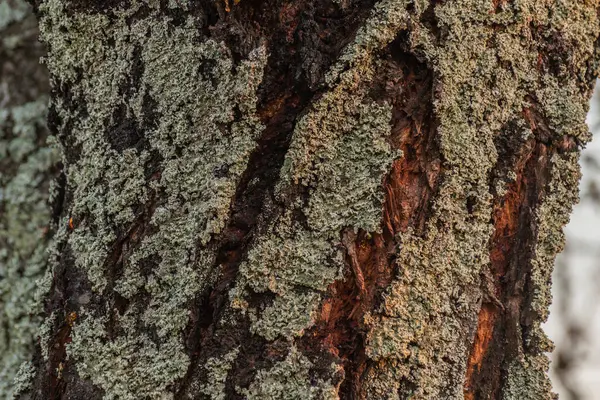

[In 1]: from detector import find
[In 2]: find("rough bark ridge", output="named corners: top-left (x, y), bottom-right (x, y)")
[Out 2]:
top-left (0, 1), bottom-right (56, 398)
top-left (19, 0), bottom-right (600, 399)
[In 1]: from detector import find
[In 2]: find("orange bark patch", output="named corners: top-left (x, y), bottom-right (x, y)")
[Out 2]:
top-left (464, 304), bottom-right (497, 399)
top-left (385, 122), bottom-right (442, 235)
top-left (464, 102), bottom-right (556, 398)
top-left (304, 45), bottom-right (439, 398)
top-left (463, 139), bottom-right (535, 398)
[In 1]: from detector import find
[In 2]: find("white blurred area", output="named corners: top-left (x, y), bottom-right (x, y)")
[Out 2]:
top-left (545, 81), bottom-right (600, 400)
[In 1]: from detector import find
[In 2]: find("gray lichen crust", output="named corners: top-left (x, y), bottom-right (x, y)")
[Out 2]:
top-left (38, 0), bottom-right (268, 398)
top-left (66, 310), bottom-right (190, 400)
top-left (0, 98), bottom-right (56, 399)
top-left (233, 56), bottom-right (399, 342)
top-left (0, 1), bottom-right (55, 397)
top-left (360, 0), bottom-right (599, 398)
top-left (240, 346), bottom-right (339, 400)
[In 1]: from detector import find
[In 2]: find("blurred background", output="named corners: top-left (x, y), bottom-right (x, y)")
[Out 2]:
top-left (545, 81), bottom-right (600, 400)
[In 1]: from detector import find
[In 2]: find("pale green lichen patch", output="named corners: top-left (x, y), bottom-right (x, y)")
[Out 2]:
top-left (502, 355), bottom-right (553, 400)
top-left (239, 346), bottom-right (338, 400)
top-left (39, 0), bottom-right (151, 291)
top-left (536, 75), bottom-right (590, 140)
top-left (525, 152), bottom-right (582, 351)
top-left (326, 0), bottom-right (410, 85)
top-left (305, 102), bottom-right (398, 234)
top-left (68, 148), bottom-right (148, 291)
top-left (67, 311), bottom-right (189, 400)
top-left (0, 98), bottom-right (57, 398)
top-left (38, 0), bottom-right (269, 397)
top-left (39, 311), bottom-right (57, 361)
top-left (116, 20), bottom-right (268, 345)
top-left (237, 216), bottom-right (342, 295)
top-left (117, 26), bottom-right (268, 315)
top-left (359, 359), bottom-right (407, 400)
top-left (250, 290), bottom-right (322, 341)
top-left (198, 347), bottom-right (240, 400)
top-left (233, 216), bottom-right (342, 340)
top-left (12, 360), bottom-right (36, 397)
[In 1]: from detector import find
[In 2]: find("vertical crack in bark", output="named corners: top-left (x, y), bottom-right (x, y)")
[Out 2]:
top-left (176, 1), bottom-right (379, 396)
top-left (176, 87), bottom-right (313, 397)
top-left (464, 102), bottom-right (574, 399)
top-left (464, 133), bottom-right (537, 400)
top-left (300, 36), bottom-right (440, 399)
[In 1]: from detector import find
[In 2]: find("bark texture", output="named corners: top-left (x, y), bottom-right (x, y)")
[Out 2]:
top-left (0, 0), bottom-right (56, 398)
top-left (18, 0), bottom-right (600, 399)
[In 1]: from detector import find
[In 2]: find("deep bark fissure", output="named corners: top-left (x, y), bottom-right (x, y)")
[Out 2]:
top-left (464, 134), bottom-right (541, 399)
top-left (299, 35), bottom-right (440, 398)
top-left (465, 99), bottom-right (580, 398)
top-left (175, 1), bottom-right (381, 396)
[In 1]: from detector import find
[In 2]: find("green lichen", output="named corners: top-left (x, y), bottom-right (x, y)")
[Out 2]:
top-left (525, 152), bottom-right (581, 353)
top-left (39, 311), bottom-right (56, 361)
top-left (239, 346), bottom-right (338, 400)
top-left (12, 361), bottom-right (36, 398)
top-left (232, 213), bottom-right (340, 340)
top-left (536, 75), bottom-right (589, 140)
top-left (236, 216), bottom-right (342, 295)
top-left (68, 148), bottom-right (148, 291)
top-left (39, 0), bottom-right (151, 291)
top-left (502, 355), bottom-right (554, 400)
top-left (326, 0), bottom-right (411, 85)
top-left (0, 98), bottom-right (57, 398)
top-left (250, 290), bottom-right (322, 341)
top-left (67, 311), bottom-right (189, 400)
top-left (39, 0), bottom-right (269, 397)
top-left (198, 347), bottom-right (240, 400)
top-left (305, 102), bottom-right (398, 234)
top-left (116, 30), bottom-right (268, 338)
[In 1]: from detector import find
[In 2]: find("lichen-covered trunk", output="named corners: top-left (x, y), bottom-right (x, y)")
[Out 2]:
top-left (0, 0), bottom-right (57, 398)
top-left (18, 0), bottom-right (599, 399)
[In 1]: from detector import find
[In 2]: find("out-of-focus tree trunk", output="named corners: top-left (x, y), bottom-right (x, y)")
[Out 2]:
top-left (0, 0), bottom-right (56, 398)
top-left (19, 0), bottom-right (600, 399)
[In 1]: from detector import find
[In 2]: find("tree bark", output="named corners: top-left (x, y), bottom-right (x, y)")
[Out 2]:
top-left (19, 0), bottom-right (600, 399)
top-left (0, 0), bottom-right (56, 398)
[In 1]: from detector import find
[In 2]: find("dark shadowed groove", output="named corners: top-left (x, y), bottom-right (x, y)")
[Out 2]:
top-left (464, 134), bottom-right (539, 400)
top-left (175, 1), bottom-right (380, 397)
top-left (299, 34), bottom-right (440, 399)
top-left (464, 99), bottom-right (576, 399)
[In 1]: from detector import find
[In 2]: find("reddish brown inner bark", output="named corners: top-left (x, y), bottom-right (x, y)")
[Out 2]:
top-left (464, 135), bottom-right (536, 399)
top-left (464, 102), bottom-right (578, 398)
top-left (302, 38), bottom-right (440, 398)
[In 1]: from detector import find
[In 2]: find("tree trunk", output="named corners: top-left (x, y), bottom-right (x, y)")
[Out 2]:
top-left (0, 0), bottom-right (56, 398)
top-left (19, 0), bottom-right (600, 399)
